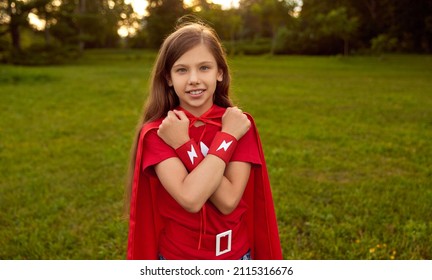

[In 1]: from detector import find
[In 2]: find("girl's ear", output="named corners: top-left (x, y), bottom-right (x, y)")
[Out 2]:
top-left (217, 69), bottom-right (223, 82)
top-left (167, 75), bottom-right (173, 87)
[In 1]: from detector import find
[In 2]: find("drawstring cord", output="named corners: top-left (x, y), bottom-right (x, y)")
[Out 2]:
top-left (181, 107), bottom-right (221, 250)
top-left (198, 204), bottom-right (207, 250)
top-left (188, 111), bottom-right (222, 145)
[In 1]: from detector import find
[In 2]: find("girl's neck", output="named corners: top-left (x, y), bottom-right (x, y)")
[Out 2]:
top-left (181, 103), bottom-right (214, 118)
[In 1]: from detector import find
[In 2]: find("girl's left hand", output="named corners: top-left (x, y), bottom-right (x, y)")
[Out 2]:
top-left (157, 110), bottom-right (190, 149)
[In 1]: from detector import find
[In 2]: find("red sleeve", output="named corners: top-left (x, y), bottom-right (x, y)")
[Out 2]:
top-left (141, 129), bottom-right (177, 171)
top-left (231, 125), bottom-right (262, 165)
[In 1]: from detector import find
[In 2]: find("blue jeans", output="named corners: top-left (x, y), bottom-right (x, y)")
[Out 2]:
top-left (159, 250), bottom-right (252, 260)
top-left (239, 250), bottom-right (252, 260)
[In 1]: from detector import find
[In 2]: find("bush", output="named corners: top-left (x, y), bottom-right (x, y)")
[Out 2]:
top-left (224, 38), bottom-right (272, 55)
top-left (127, 30), bottom-right (149, 49)
top-left (371, 34), bottom-right (398, 55)
top-left (5, 43), bottom-right (81, 65)
top-left (0, 37), bottom-right (11, 52)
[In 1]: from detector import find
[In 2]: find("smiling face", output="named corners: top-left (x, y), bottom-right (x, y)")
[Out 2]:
top-left (168, 43), bottom-right (223, 116)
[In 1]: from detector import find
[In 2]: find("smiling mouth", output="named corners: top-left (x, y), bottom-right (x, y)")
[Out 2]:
top-left (187, 89), bottom-right (205, 96)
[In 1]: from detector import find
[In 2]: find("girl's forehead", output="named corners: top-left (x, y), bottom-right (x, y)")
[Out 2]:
top-left (173, 44), bottom-right (217, 65)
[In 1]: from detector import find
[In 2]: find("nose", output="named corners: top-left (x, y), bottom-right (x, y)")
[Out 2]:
top-left (188, 70), bottom-right (200, 84)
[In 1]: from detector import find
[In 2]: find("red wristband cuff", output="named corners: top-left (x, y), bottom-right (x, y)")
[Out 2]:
top-left (208, 132), bottom-right (238, 165)
top-left (175, 139), bottom-right (204, 172)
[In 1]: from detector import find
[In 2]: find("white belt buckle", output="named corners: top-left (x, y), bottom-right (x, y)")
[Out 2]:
top-left (215, 229), bottom-right (232, 256)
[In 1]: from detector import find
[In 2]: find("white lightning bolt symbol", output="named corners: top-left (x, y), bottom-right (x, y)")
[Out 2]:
top-left (187, 144), bottom-right (198, 164)
top-left (216, 140), bottom-right (233, 152)
top-left (200, 141), bottom-right (209, 156)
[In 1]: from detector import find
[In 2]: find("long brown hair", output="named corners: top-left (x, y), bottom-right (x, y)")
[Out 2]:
top-left (125, 20), bottom-right (234, 214)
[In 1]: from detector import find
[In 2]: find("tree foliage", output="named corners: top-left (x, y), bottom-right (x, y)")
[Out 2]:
top-left (0, 0), bottom-right (136, 64)
top-left (315, 7), bottom-right (358, 55)
top-left (1, 0), bottom-right (51, 51)
top-left (1, 0), bottom-right (431, 64)
top-left (145, 0), bottom-right (187, 48)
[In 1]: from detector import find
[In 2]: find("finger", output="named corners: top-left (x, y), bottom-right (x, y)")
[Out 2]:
top-left (223, 107), bottom-right (233, 116)
top-left (229, 106), bottom-right (241, 113)
top-left (167, 110), bottom-right (178, 120)
top-left (173, 109), bottom-right (188, 120)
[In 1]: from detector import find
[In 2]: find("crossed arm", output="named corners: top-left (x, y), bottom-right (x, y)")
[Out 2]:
top-left (154, 107), bottom-right (251, 215)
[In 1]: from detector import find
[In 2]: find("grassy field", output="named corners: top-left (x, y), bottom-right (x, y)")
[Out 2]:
top-left (0, 50), bottom-right (431, 259)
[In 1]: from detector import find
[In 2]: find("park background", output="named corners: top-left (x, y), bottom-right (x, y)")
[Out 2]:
top-left (1, 0), bottom-right (431, 259)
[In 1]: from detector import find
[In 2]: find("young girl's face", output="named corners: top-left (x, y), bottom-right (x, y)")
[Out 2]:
top-left (168, 43), bottom-right (223, 116)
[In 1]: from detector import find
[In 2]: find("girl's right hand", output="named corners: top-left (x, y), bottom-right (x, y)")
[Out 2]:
top-left (221, 107), bottom-right (251, 140)
top-left (157, 110), bottom-right (190, 149)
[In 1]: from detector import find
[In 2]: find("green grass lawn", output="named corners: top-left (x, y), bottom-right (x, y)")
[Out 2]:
top-left (1, 50), bottom-right (431, 259)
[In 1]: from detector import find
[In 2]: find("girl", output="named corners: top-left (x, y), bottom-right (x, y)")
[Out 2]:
top-left (126, 21), bottom-right (282, 260)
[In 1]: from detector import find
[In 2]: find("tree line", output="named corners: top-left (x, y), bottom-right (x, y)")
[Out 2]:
top-left (1, 0), bottom-right (431, 64)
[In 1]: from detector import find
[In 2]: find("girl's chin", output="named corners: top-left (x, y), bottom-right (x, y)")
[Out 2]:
top-left (180, 101), bottom-right (213, 114)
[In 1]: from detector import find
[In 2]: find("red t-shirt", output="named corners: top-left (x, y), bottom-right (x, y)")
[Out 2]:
top-left (141, 109), bottom-right (261, 259)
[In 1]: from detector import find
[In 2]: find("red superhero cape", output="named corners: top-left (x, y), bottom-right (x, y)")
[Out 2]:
top-left (127, 107), bottom-right (282, 260)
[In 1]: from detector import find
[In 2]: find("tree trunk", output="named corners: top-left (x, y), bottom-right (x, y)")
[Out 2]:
top-left (364, 0), bottom-right (377, 20)
top-left (10, 22), bottom-right (21, 51)
top-left (77, 0), bottom-right (86, 52)
top-left (43, 8), bottom-right (51, 46)
top-left (44, 26), bottom-right (51, 46)
top-left (7, 0), bottom-right (21, 51)
top-left (344, 39), bottom-right (349, 56)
